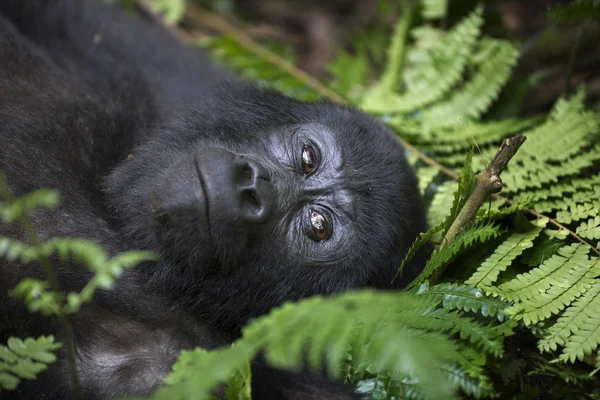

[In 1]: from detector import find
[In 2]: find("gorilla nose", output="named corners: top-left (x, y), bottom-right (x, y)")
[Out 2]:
top-left (232, 156), bottom-right (274, 222)
top-left (196, 147), bottom-right (276, 225)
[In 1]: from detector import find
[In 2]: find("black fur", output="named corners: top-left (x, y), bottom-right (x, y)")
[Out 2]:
top-left (0, 1), bottom-right (427, 399)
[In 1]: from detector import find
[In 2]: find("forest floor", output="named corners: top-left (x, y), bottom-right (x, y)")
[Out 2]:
top-left (177, 0), bottom-right (600, 117)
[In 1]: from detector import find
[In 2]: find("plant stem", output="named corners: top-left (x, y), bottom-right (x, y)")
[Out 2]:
top-left (19, 220), bottom-right (82, 400)
top-left (443, 136), bottom-right (527, 245)
top-left (430, 136), bottom-right (527, 283)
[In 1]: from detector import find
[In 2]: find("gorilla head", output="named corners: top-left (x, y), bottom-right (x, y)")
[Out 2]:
top-left (107, 83), bottom-right (427, 330)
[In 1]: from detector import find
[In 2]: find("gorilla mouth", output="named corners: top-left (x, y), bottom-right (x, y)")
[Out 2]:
top-left (193, 157), bottom-right (212, 238)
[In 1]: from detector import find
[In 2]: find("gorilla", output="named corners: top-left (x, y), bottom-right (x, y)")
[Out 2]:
top-left (0, 0), bottom-right (427, 399)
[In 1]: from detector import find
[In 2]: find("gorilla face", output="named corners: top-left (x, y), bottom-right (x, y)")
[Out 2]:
top-left (107, 84), bottom-right (426, 328)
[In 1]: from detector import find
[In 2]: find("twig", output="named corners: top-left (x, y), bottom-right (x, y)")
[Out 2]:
top-left (444, 136), bottom-right (527, 246)
top-left (140, 2), bottom-right (600, 256)
top-left (513, 202), bottom-right (600, 256)
top-left (182, 2), bottom-right (347, 104)
top-left (429, 136), bottom-right (527, 283)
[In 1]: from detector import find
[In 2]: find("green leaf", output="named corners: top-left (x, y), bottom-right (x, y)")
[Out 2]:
top-left (361, 6), bottom-right (484, 113)
top-left (502, 245), bottom-right (600, 325)
top-left (466, 223), bottom-right (544, 288)
top-left (0, 188), bottom-right (60, 222)
top-left (576, 216), bottom-right (600, 240)
top-left (416, 283), bottom-right (510, 321)
top-left (443, 149), bottom-right (476, 235)
top-left (422, 0), bottom-right (448, 20)
top-left (148, 0), bottom-right (186, 25)
top-left (412, 222), bottom-right (503, 287)
top-left (142, 290), bottom-right (501, 400)
top-left (0, 336), bottom-right (60, 391)
top-left (394, 222), bottom-right (444, 282)
top-left (422, 39), bottom-right (519, 127)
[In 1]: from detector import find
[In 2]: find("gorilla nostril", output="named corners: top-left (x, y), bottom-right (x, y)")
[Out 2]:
top-left (241, 189), bottom-right (262, 215)
top-left (242, 165), bottom-right (253, 185)
top-left (235, 157), bottom-right (271, 184)
top-left (233, 158), bottom-right (274, 222)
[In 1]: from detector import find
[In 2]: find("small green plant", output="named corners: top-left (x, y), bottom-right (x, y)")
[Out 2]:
top-left (0, 336), bottom-right (61, 391)
top-left (0, 174), bottom-right (157, 394)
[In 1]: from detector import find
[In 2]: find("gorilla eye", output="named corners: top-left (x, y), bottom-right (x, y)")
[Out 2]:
top-left (301, 145), bottom-right (318, 175)
top-left (309, 209), bottom-right (329, 241)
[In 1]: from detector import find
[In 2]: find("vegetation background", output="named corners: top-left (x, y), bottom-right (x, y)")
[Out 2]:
top-left (2, 0), bottom-right (600, 399)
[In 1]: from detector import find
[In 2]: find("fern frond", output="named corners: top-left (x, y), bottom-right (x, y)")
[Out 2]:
top-left (391, 307), bottom-right (506, 357)
top-left (556, 202), bottom-right (599, 224)
top-left (326, 49), bottom-right (370, 100)
top-left (422, 39), bottom-right (519, 127)
top-left (376, 0), bottom-right (413, 90)
top-left (395, 222), bottom-right (444, 282)
top-left (0, 188), bottom-right (60, 223)
top-left (145, 290), bottom-right (503, 400)
top-left (548, 86), bottom-right (586, 120)
top-left (504, 249), bottom-right (600, 325)
top-left (147, 345), bottom-right (256, 400)
top-left (463, 94), bottom-right (593, 167)
top-left (501, 148), bottom-right (600, 193)
top-left (420, 117), bottom-right (541, 154)
top-left (515, 102), bottom-right (597, 163)
top-left (0, 237), bottom-right (35, 262)
top-left (411, 222), bottom-right (503, 287)
top-left (354, 375), bottom-right (404, 400)
top-left (8, 279), bottom-right (62, 316)
top-left (422, 0), bottom-right (449, 20)
top-left (444, 149), bottom-right (476, 235)
top-left (147, 0), bottom-right (186, 25)
top-left (441, 363), bottom-right (494, 399)
top-left (417, 166), bottom-right (439, 195)
top-left (539, 280), bottom-right (600, 353)
top-left (490, 244), bottom-right (592, 303)
top-left (4, 237), bottom-right (157, 315)
top-left (428, 181), bottom-right (458, 228)
top-left (524, 174), bottom-right (600, 205)
top-left (575, 216), bottom-right (600, 240)
top-left (416, 283), bottom-right (510, 321)
top-left (0, 336), bottom-right (60, 391)
top-left (361, 7), bottom-right (484, 113)
top-left (477, 198), bottom-right (531, 221)
top-left (357, 374), bottom-right (428, 400)
top-left (558, 300), bottom-right (600, 363)
top-left (466, 224), bottom-right (544, 288)
top-left (355, 362), bottom-right (495, 400)
top-left (200, 37), bottom-right (321, 102)
top-left (461, 95), bottom-right (599, 195)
